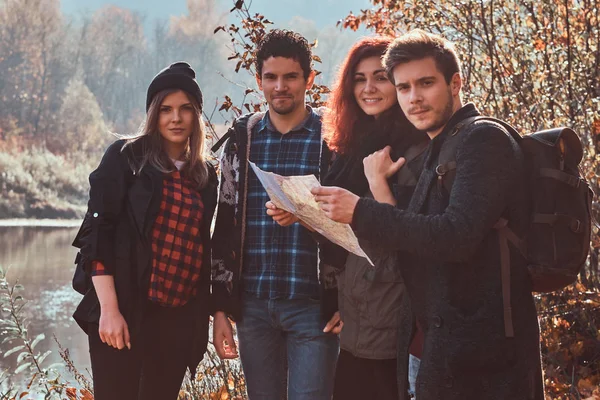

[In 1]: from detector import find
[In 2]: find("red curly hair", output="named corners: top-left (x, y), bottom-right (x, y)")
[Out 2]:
top-left (323, 36), bottom-right (398, 154)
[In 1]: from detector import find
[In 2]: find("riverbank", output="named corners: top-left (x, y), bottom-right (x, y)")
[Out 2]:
top-left (0, 219), bottom-right (81, 227)
top-left (0, 147), bottom-right (92, 219)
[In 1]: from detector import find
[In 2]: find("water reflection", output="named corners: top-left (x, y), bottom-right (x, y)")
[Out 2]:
top-left (0, 226), bottom-right (90, 386)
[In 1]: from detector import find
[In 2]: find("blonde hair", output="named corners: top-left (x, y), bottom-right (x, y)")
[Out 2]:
top-left (123, 88), bottom-right (209, 189)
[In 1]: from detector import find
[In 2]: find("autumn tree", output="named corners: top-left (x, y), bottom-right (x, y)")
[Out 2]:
top-left (0, 0), bottom-right (73, 139)
top-left (53, 78), bottom-right (109, 155)
top-left (159, 0), bottom-right (230, 118)
top-left (78, 5), bottom-right (147, 130)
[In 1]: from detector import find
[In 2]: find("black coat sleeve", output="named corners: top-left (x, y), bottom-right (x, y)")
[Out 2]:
top-left (352, 125), bottom-right (520, 262)
top-left (75, 140), bottom-right (129, 275)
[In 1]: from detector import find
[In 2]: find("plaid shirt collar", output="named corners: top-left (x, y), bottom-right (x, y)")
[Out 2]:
top-left (256, 105), bottom-right (319, 135)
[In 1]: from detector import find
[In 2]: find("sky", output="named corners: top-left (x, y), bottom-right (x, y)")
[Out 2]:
top-left (60, 0), bottom-right (371, 30)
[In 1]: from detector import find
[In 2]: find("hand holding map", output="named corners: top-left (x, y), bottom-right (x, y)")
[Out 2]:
top-left (249, 161), bottom-right (373, 265)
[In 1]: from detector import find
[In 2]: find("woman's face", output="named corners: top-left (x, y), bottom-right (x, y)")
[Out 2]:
top-left (353, 56), bottom-right (397, 118)
top-left (157, 90), bottom-right (195, 150)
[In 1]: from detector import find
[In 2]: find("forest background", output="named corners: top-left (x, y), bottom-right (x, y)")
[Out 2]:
top-left (0, 0), bottom-right (600, 399)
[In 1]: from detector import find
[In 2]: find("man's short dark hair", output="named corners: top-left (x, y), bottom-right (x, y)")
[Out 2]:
top-left (255, 29), bottom-right (313, 80)
top-left (383, 29), bottom-right (461, 84)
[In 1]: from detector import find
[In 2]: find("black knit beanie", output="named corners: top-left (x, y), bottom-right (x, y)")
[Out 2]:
top-left (146, 61), bottom-right (203, 112)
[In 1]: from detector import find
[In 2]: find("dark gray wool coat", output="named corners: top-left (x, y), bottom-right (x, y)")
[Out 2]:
top-left (352, 104), bottom-right (544, 400)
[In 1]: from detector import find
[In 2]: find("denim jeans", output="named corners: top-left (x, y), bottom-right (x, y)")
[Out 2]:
top-left (408, 354), bottom-right (420, 399)
top-left (236, 295), bottom-right (339, 400)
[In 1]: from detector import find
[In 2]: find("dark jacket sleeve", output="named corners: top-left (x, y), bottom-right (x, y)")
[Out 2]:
top-left (211, 135), bottom-right (237, 315)
top-left (75, 140), bottom-right (129, 275)
top-left (352, 125), bottom-right (520, 262)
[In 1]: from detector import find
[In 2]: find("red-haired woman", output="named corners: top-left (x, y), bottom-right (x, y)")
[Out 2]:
top-left (322, 37), bottom-right (427, 400)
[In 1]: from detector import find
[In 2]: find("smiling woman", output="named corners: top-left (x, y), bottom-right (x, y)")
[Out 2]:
top-left (318, 37), bottom-right (428, 400)
top-left (352, 56), bottom-right (397, 118)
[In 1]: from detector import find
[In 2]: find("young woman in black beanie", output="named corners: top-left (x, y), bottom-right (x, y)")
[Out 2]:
top-left (72, 62), bottom-right (218, 400)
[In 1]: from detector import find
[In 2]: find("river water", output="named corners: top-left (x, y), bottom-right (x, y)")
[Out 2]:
top-left (0, 224), bottom-right (90, 390)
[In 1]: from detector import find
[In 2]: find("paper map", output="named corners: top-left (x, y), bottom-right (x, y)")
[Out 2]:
top-left (249, 161), bottom-right (373, 265)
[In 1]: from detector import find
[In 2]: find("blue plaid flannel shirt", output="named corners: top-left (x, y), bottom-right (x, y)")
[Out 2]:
top-left (243, 107), bottom-right (323, 300)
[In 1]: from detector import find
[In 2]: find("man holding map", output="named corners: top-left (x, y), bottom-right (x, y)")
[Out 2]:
top-left (210, 29), bottom-right (339, 399)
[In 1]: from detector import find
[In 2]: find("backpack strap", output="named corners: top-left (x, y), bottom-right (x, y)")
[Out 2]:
top-left (494, 217), bottom-right (520, 338)
top-left (435, 116), bottom-right (478, 194)
top-left (210, 112), bottom-right (260, 154)
top-left (437, 116), bottom-right (521, 194)
top-left (210, 127), bottom-right (234, 153)
top-left (437, 116), bottom-right (524, 338)
top-left (396, 140), bottom-right (429, 187)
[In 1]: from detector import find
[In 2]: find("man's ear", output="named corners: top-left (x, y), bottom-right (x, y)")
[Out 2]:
top-left (450, 72), bottom-right (462, 97)
top-left (256, 73), bottom-right (263, 91)
top-left (305, 70), bottom-right (317, 90)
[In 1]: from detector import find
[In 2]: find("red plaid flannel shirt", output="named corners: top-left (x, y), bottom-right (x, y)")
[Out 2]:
top-left (92, 170), bottom-right (204, 307)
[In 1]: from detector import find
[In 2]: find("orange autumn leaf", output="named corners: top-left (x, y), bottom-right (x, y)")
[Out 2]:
top-left (80, 389), bottom-right (94, 400)
top-left (209, 386), bottom-right (230, 400)
top-left (533, 38), bottom-right (546, 50)
top-left (593, 119), bottom-right (600, 135)
top-left (65, 387), bottom-right (78, 400)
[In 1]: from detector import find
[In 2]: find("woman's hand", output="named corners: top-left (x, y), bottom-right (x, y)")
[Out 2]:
top-left (92, 273), bottom-right (131, 350)
top-left (323, 311), bottom-right (344, 334)
top-left (98, 308), bottom-right (131, 350)
top-left (363, 146), bottom-right (406, 186)
top-left (265, 201), bottom-right (299, 226)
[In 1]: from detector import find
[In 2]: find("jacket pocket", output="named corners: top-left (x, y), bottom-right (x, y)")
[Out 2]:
top-left (362, 256), bottom-right (405, 329)
top-left (72, 252), bottom-right (90, 295)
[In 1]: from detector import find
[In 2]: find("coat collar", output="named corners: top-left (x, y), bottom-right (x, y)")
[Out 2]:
top-left (432, 103), bottom-right (480, 144)
top-left (407, 103), bottom-right (480, 214)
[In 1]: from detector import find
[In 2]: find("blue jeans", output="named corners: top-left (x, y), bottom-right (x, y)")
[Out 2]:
top-left (237, 295), bottom-right (339, 400)
top-left (408, 354), bottom-right (420, 398)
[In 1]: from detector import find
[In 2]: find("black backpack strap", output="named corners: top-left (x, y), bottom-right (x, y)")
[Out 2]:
top-left (435, 116), bottom-right (478, 194)
top-left (211, 127), bottom-right (234, 153)
top-left (436, 116), bottom-right (521, 194)
top-left (210, 112), bottom-right (258, 154)
top-left (397, 140), bottom-right (429, 187)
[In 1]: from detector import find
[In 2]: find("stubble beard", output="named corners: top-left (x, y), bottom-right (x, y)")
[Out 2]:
top-left (270, 99), bottom-right (297, 115)
top-left (424, 90), bottom-right (455, 133)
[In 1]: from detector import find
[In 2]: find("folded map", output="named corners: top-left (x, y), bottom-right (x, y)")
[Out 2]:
top-left (249, 161), bottom-right (373, 265)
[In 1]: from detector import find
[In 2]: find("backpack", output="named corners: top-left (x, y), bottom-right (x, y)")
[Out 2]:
top-left (436, 116), bottom-right (593, 337)
top-left (71, 211), bottom-right (94, 295)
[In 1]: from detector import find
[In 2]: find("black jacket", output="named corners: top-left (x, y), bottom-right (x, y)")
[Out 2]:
top-left (352, 104), bottom-right (544, 400)
top-left (72, 138), bottom-right (218, 373)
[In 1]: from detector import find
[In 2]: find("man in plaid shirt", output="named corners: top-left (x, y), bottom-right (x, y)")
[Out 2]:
top-left (212, 30), bottom-right (339, 399)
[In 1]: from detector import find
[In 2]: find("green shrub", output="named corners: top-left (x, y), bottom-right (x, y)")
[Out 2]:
top-left (0, 148), bottom-right (97, 219)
